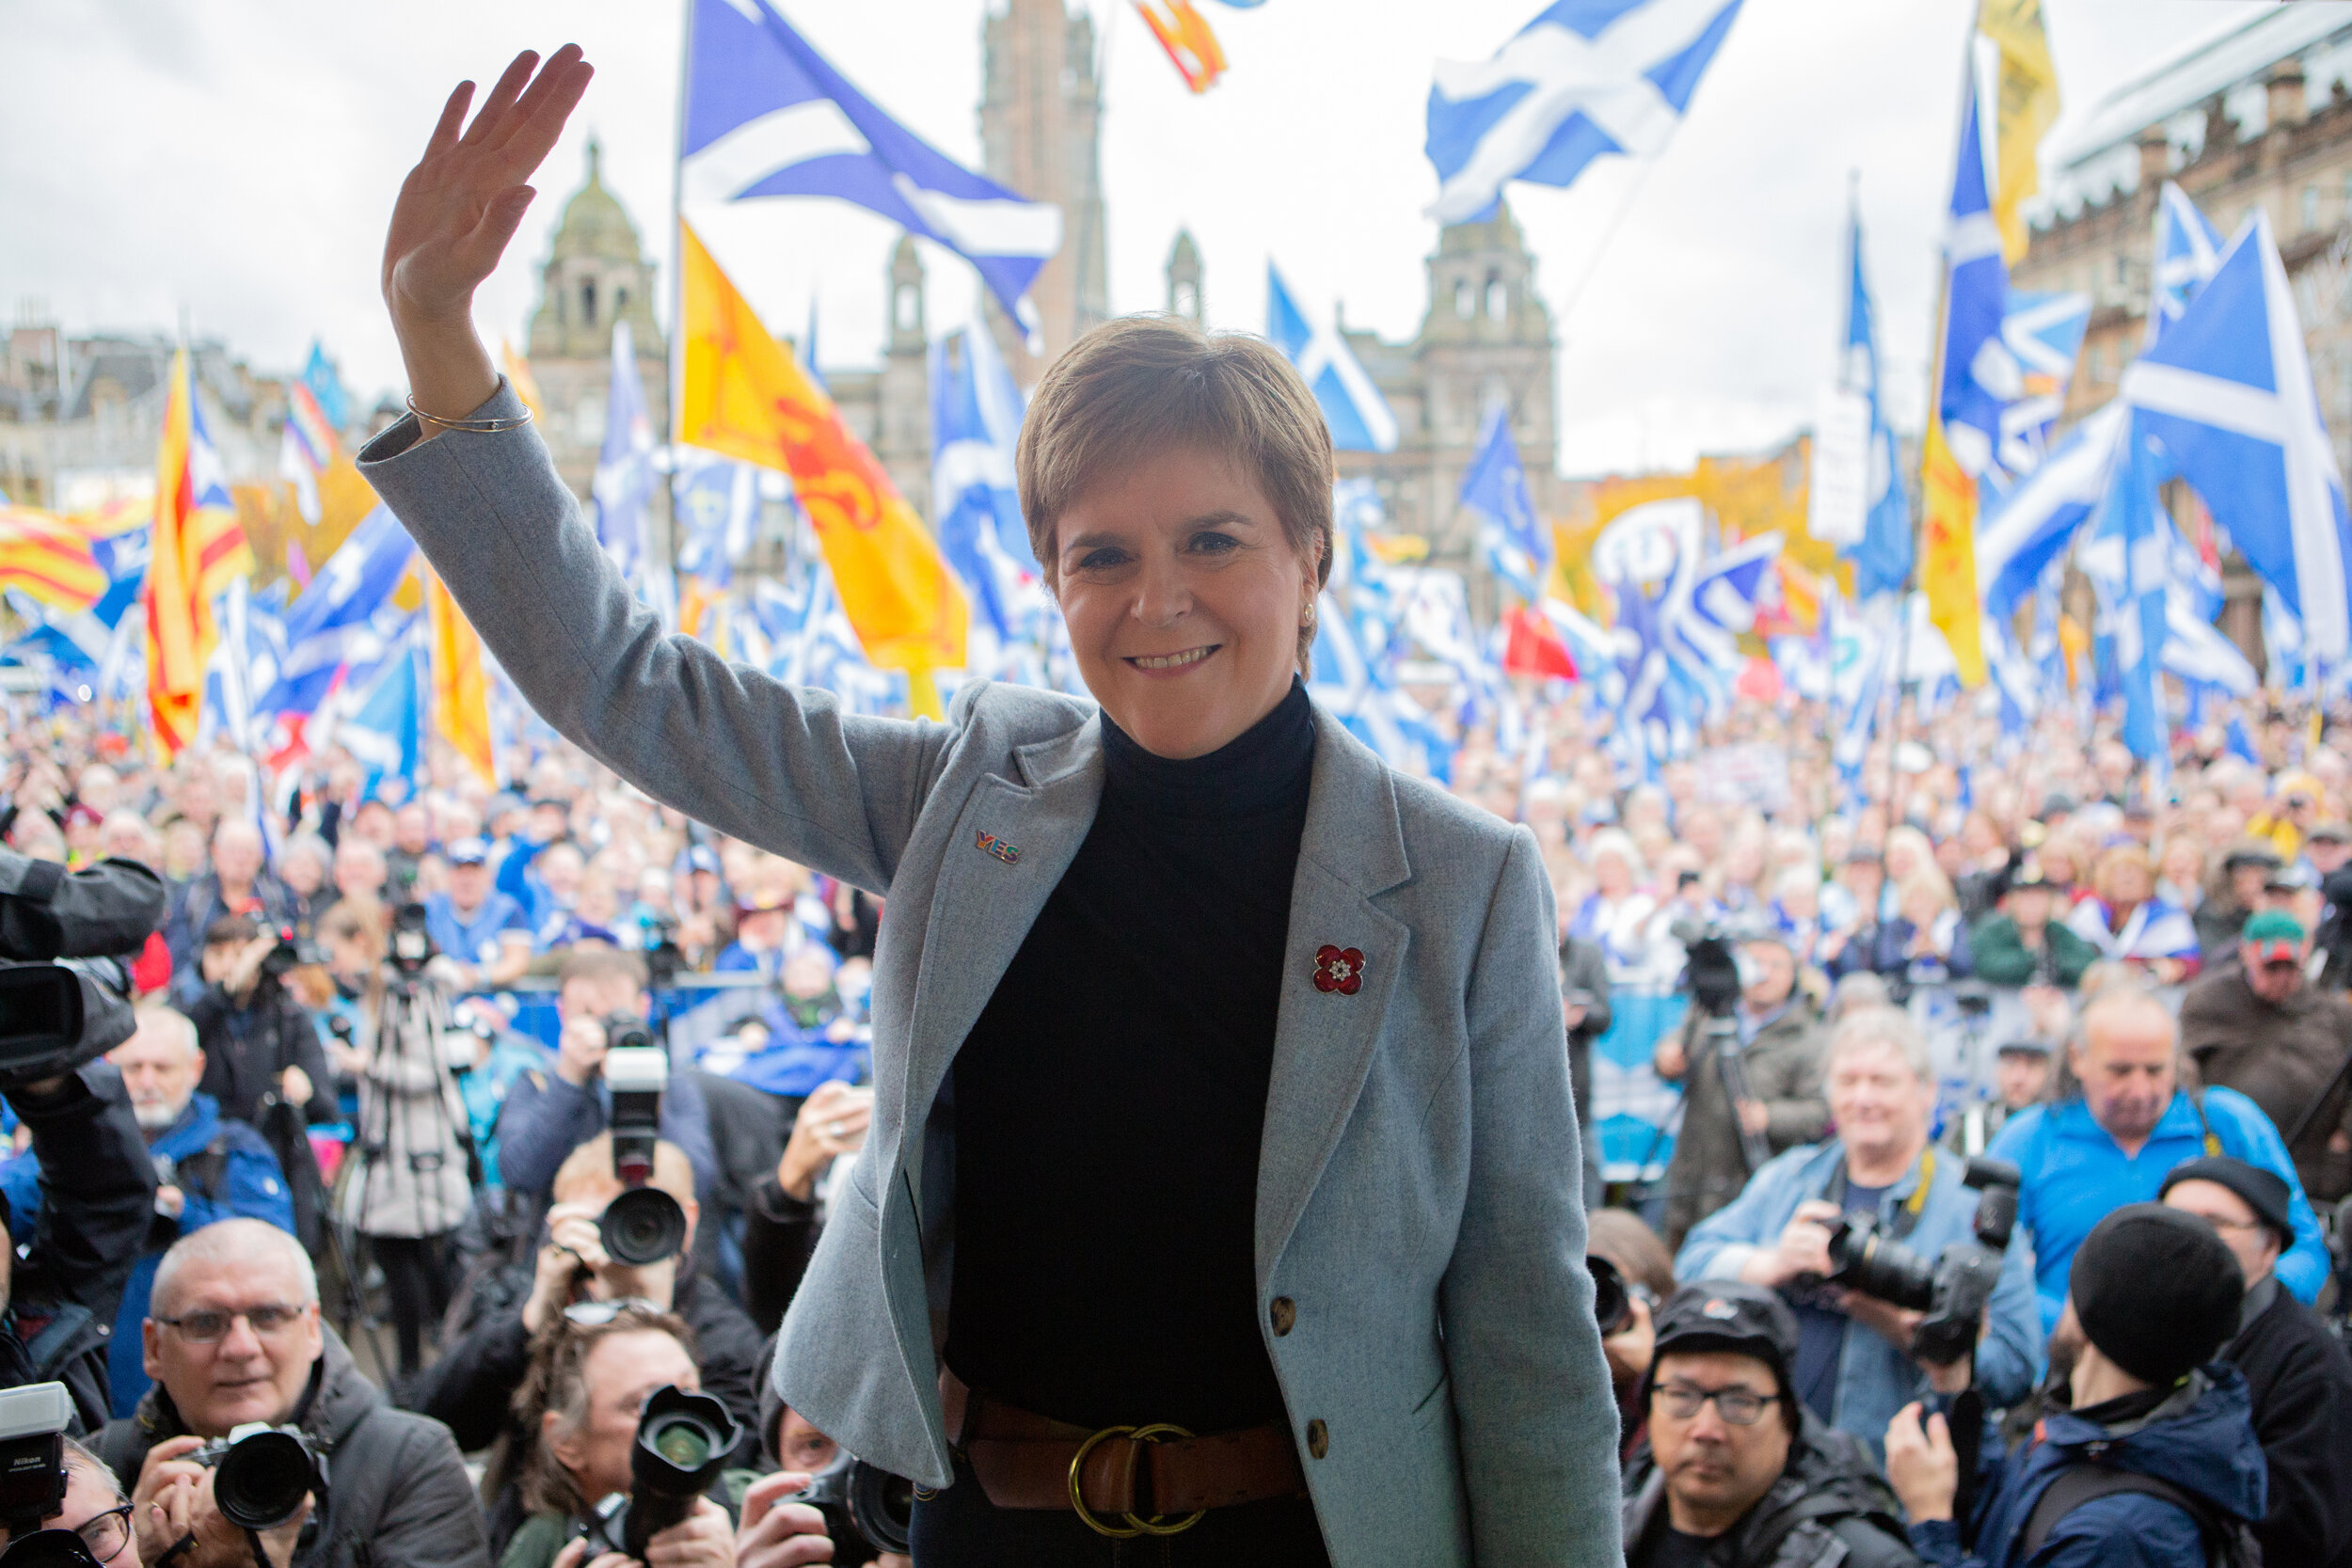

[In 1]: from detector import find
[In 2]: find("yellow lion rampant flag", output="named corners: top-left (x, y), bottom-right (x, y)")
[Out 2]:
top-left (1979, 0), bottom-right (2059, 265)
top-left (677, 221), bottom-right (965, 717)
top-left (1920, 412), bottom-right (1986, 689)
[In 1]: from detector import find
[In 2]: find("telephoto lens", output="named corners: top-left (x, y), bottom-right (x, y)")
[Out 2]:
top-left (619, 1386), bottom-right (743, 1561)
top-left (598, 1186), bottom-right (689, 1267)
top-left (1823, 1216), bottom-right (1937, 1310)
top-left (202, 1425), bottom-right (324, 1531)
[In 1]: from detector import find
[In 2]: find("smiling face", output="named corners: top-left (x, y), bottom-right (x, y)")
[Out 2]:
top-left (1053, 447), bottom-right (1317, 760)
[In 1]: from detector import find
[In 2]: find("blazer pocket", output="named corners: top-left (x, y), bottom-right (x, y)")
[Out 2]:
top-left (1410, 1372), bottom-right (1452, 1425)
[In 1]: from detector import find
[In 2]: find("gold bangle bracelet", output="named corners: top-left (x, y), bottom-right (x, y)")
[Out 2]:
top-left (405, 393), bottom-right (533, 434)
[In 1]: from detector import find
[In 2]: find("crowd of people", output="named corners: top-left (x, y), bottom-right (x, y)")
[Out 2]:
top-left (3, 673), bottom-right (2351, 1567)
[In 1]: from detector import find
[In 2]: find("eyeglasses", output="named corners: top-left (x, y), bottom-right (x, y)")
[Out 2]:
top-left (30, 1504), bottom-right (135, 1565)
top-left (1653, 1382), bottom-right (1780, 1426)
top-left (563, 1297), bottom-right (663, 1327)
top-left (156, 1304), bottom-right (310, 1343)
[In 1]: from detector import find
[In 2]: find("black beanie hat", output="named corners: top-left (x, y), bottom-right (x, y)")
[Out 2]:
top-left (2070, 1203), bottom-right (2244, 1386)
top-left (2160, 1156), bottom-right (2296, 1249)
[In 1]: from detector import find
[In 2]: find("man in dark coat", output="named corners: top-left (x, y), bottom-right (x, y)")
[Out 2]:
top-left (95, 1218), bottom-right (488, 1568)
top-left (1656, 934), bottom-right (1828, 1247)
top-left (2164, 1156), bottom-right (2352, 1568)
top-left (2179, 910), bottom-right (2352, 1202)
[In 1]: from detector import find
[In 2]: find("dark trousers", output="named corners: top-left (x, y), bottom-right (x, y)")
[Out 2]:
top-left (371, 1231), bottom-right (453, 1376)
top-left (908, 1451), bottom-right (1332, 1567)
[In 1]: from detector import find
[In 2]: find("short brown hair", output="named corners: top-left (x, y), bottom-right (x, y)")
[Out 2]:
top-left (1017, 314), bottom-right (1336, 668)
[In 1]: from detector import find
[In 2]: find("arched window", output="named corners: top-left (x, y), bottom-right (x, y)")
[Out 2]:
top-left (1486, 275), bottom-right (1508, 321)
top-left (581, 278), bottom-right (598, 327)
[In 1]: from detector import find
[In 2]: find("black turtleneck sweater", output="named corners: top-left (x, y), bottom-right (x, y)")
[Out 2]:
top-left (944, 678), bottom-right (1316, 1434)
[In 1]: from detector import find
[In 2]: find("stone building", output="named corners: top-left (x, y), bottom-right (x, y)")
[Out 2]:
top-left (2015, 7), bottom-right (2352, 657)
top-left (979, 0), bottom-right (1109, 380)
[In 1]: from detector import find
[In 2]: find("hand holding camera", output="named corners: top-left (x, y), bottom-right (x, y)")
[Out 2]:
top-left (569, 1386), bottom-right (742, 1568)
top-left (133, 1431), bottom-right (315, 1568)
top-left (732, 1472), bottom-right (833, 1568)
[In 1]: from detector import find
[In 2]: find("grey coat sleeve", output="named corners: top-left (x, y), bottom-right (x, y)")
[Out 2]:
top-left (357, 385), bottom-right (950, 896)
top-left (1443, 828), bottom-right (1625, 1566)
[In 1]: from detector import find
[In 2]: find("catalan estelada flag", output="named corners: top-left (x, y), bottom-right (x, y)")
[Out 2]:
top-left (0, 507), bottom-right (109, 613)
top-left (677, 220), bottom-right (965, 715)
top-left (148, 349), bottom-right (253, 758)
top-left (425, 563), bottom-right (498, 786)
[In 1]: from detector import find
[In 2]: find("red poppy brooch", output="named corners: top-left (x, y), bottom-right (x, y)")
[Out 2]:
top-left (1313, 945), bottom-right (1365, 995)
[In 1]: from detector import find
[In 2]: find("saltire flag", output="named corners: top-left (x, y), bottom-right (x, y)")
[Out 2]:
top-left (1978, 0), bottom-right (2059, 265)
top-left (682, 0), bottom-right (1062, 345)
top-left (426, 566), bottom-right (498, 786)
top-left (1977, 400), bottom-right (2124, 621)
top-left (256, 503), bottom-right (417, 721)
top-left (1461, 404), bottom-right (1547, 602)
top-left (0, 507), bottom-right (109, 613)
top-left (2146, 181), bottom-right (2224, 348)
top-left (2264, 583), bottom-right (2306, 689)
top-left (1994, 289), bottom-right (2091, 479)
top-left (300, 341), bottom-right (350, 433)
top-left (2162, 582), bottom-right (2257, 696)
top-left (1424, 0), bottom-right (1743, 225)
top-left (1308, 588), bottom-right (1452, 780)
top-left (1267, 263), bottom-right (1399, 452)
top-left (278, 382), bottom-right (339, 527)
top-left (930, 322), bottom-right (1040, 641)
top-left (1666, 531), bottom-right (1781, 710)
top-left (340, 647), bottom-right (422, 789)
top-left (199, 576), bottom-right (289, 751)
top-left (146, 349), bottom-right (253, 759)
top-left (1921, 78), bottom-right (2007, 689)
top-left (678, 221), bottom-right (966, 714)
top-left (2122, 209), bottom-right (2352, 661)
top-left (1136, 0), bottom-right (1227, 94)
top-left (2080, 418), bottom-right (2170, 763)
top-left (593, 319), bottom-right (656, 579)
top-left (1833, 197), bottom-right (1911, 598)
top-left (673, 450), bottom-right (762, 590)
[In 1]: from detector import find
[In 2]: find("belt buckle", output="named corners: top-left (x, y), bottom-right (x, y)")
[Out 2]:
top-left (1068, 1423), bottom-right (1208, 1539)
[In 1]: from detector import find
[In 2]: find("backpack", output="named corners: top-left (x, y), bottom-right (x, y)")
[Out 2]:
top-left (2019, 1462), bottom-right (2261, 1568)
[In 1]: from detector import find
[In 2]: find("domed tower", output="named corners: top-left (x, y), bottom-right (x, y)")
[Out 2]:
top-left (522, 138), bottom-right (668, 499)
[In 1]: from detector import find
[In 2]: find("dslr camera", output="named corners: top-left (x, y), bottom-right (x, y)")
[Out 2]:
top-left (599, 1024), bottom-right (687, 1268)
top-left (1825, 1156), bottom-right (2022, 1366)
top-left (0, 1383), bottom-right (74, 1560)
top-left (0, 853), bottom-right (165, 1089)
top-left (574, 1386), bottom-right (740, 1561)
top-left (188, 1424), bottom-right (326, 1532)
top-left (795, 1451), bottom-right (913, 1568)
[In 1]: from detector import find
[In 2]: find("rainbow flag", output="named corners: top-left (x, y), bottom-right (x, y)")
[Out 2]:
top-left (148, 349), bottom-right (253, 758)
top-left (677, 221), bottom-right (965, 714)
top-left (0, 507), bottom-right (109, 613)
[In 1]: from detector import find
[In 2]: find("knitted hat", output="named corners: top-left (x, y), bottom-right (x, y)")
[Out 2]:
top-left (2070, 1204), bottom-right (2243, 1386)
top-left (2161, 1155), bottom-right (2296, 1248)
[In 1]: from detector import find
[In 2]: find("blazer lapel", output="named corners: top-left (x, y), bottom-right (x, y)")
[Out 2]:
top-left (896, 717), bottom-right (1105, 1180)
top-left (1254, 706), bottom-right (1413, 1287)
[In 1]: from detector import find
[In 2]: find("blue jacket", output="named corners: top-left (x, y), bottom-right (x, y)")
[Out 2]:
top-left (1911, 1366), bottom-right (2267, 1568)
top-left (1990, 1089), bottom-right (2327, 1334)
top-left (422, 889), bottom-right (530, 970)
top-left (493, 1057), bottom-right (717, 1201)
top-left (1677, 1140), bottom-right (2042, 1450)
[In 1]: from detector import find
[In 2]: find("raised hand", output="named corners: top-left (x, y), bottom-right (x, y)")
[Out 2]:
top-left (381, 46), bottom-right (594, 425)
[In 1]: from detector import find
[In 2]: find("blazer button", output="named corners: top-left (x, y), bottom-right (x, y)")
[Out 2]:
top-left (1269, 1296), bottom-right (1296, 1337)
top-left (1305, 1419), bottom-right (1328, 1460)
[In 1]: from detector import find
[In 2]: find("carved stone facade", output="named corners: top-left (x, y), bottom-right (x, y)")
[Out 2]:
top-left (978, 0), bottom-right (1108, 380)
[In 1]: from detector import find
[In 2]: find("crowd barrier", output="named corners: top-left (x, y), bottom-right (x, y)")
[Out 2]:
top-left (474, 971), bottom-right (775, 1062)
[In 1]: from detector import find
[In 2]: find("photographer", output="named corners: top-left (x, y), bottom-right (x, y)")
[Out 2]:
top-left (1620, 1282), bottom-right (1920, 1568)
top-left (1655, 931), bottom-right (1830, 1247)
top-left (1884, 1207), bottom-right (2264, 1568)
top-left (500, 1307), bottom-right (737, 1568)
top-left (0, 1433), bottom-right (152, 1565)
top-left (1677, 1007), bottom-right (2039, 1452)
top-left (406, 1135), bottom-right (761, 1555)
top-left (95, 1218), bottom-right (489, 1568)
top-left (161, 823), bottom-right (288, 1007)
top-left (0, 847), bottom-right (168, 1433)
top-left (493, 949), bottom-right (715, 1205)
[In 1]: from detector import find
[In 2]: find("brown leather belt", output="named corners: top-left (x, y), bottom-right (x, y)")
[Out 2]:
top-left (941, 1369), bottom-right (1307, 1536)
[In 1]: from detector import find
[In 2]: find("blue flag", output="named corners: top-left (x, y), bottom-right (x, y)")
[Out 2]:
top-left (2083, 422), bottom-right (2170, 763)
top-left (259, 505), bottom-right (416, 720)
top-left (1425, 0), bottom-right (1743, 225)
top-left (1462, 405), bottom-right (1547, 602)
top-left (1839, 199), bottom-right (1910, 599)
top-left (1939, 80), bottom-right (2012, 482)
top-left (930, 323), bottom-right (1037, 641)
top-left (301, 341), bottom-right (349, 433)
top-left (341, 649), bottom-right (422, 788)
top-left (593, 319), bottom-right (655, 580)
top-left (2146, 181), bottom-right (2225, 349)
top-left (683, 0), bottom-right (1062, 343)
top-left (1267, 263), bottom-right (1398, 452)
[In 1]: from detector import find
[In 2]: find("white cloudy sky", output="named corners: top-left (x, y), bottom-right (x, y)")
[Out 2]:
top-left (0, 0), bottom-right (2280, 477)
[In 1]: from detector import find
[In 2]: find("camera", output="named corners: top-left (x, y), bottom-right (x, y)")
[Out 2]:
top-left (599, 1035), bottom-right (686, 1268)
top-left (1825, 1156), bottom-right (2022, 1367)
top-left (574, 1386), bottom-right (741, 1562)
top-left (188, 1423), bottom-right (326, 1532)
top-left (388, 902), bottom-right (436, 977)
top-left (795, 1451), bottom-right (913, 1567)
top-left (1668, 916), bottom-right (1742, 1017)
top-left (0, 1383), bottom-right (72, 1544)
top-left (257, 927), bottom-right (327, 985)
top-left (641, 917), bottom-right (685, 990)
top-left (0, 959), bottom-right (135, 1087)
top-left (1587, 1255), bottom-right (1631, 1337)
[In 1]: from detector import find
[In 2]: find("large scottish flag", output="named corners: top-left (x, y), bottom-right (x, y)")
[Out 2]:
top-left (1995, 289), bottom-right (2092, 479)
top-left (2123, 209), bottom-right (2352, 660)
top-left (1425, 0), bottom-right (1742, 225)
top-left (256, 505), bottom-right (416, 721)
top-left (684, 0), bottom-right (1062, 341)
top-left (930, 323), bottom-right (1039, 641)
top-left (1267, 263), bottom-right (1399, 452)
top-left (1939, 82), bottom-right (2012, 481)
top-left (1977, 402), bottom-right (2125, 622)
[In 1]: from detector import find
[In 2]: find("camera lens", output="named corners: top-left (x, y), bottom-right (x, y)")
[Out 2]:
top-left (1585, 1255), bottom-right (1631, 1337)
top-left (846, 1461), bottom-right (914, 1558)
top-left (0, 1529), bottom-right (104, 1567)
top-left (213, 1430), bottom-right (318, 1531)
top-left (1825, 1220), bottom-right (1936, 1311)
top-left (600, 1187), bottom-right (688, 1267)
top-left (647, 1416), bottom-right (714, 1471)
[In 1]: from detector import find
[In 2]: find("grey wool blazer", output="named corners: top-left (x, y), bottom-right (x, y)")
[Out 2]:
top-left (359, 382), bottom-right (1625, 1568)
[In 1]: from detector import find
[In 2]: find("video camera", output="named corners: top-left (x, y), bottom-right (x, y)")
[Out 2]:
top-left (795, 1452), bottom-right (913, 1568)
top-left (600, 1023), bottom-right (687, 1268)
top-left (257, 927), bottom-right (327, 987)
top-left (574, 1385), bottom-right (741, 1562)
top-left (1825, 1155), bottom-right (2022, 1366)
top-left (1668, 916), bottom-right (1743, 1019)
top-left (0, 853), bottom-right (165, 1091)
top-left (387, 902), bottom-right (436, 980)
top-left (188, 1423), bottom-right (325, 1532)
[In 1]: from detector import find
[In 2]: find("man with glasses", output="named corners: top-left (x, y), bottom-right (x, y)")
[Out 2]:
top-left (91, 1220), bottom-right (489, 1568)
top-left (0, 1439), bottom-right (141, 1566)
top-left (1622, 1282), bottom-right (1920, 1568)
